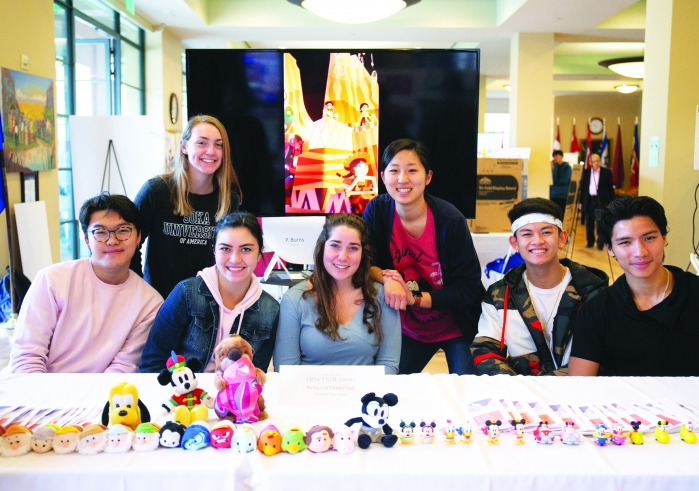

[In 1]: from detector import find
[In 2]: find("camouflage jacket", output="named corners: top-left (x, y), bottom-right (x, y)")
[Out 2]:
top-left (471, 259), bottom-right (608, 375)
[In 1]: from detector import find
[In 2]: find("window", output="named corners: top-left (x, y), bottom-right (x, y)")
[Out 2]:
top-left (54, 0), bottom-right (145, 260)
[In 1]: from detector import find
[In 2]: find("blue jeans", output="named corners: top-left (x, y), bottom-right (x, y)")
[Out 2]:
top-left (398, 335), bottom-right (475, 375)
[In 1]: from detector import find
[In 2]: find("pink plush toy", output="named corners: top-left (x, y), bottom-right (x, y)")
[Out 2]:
top-left (333, 427), bottom-right (355, 454)
top-left (214, 353), bottom-right (264, 423)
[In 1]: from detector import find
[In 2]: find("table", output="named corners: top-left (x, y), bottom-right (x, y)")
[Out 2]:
top-left (1, 373), bottom-right (698, 491)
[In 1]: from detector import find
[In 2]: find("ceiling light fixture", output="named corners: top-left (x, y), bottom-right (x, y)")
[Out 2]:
top-left (287, 0), bottom-right (421, 24)
top-left (599, 56), bottom-right (644, 79)
top-left (615, 84), bottom-right (639, 94)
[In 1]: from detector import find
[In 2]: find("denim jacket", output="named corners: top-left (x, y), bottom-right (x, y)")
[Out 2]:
top-left (139, 275), bottom-right (279, 373)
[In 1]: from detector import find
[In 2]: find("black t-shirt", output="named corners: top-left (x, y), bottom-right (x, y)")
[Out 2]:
top-left (571, 266), bottom-right (699, 376)
top-left (131, 177), bottom-right (239, 299)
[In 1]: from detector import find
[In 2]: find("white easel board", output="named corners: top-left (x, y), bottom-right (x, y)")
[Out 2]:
top-left (14, 201), bottom-right (53, 282)
top-left (69, 116), bottom-right (166, 212)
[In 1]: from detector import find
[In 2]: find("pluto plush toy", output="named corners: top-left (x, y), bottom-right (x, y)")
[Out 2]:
top-left (101, 381), bottom-right (151, 430)
top-left (213, 334), bottom-right (267, 422)
top-left (345, 392), bottom-right (399, 449)
top-left (158, 352), bottom-right (214, 426)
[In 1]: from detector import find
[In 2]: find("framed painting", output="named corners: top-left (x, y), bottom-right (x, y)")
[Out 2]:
top-left (0, 68), bottom-right (56, 172)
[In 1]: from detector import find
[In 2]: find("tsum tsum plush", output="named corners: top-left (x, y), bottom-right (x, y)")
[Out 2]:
top-left (305, 425), bottom-right (334, 453)
top-left (159, 421), bottom-right (186, 449)
top-left (53, 425), bottom-right (81, 454)
top-left (182, 421), bottom-right (211, 451)
top-left (345, 392), bottom-right (399, 449)
top-left (399, 419), bottom-right (416, 445)
top-left (77, 424), bottom-right (108, 455)
top-left (420, 419), bottom-right (436, 444)
top-left (213, 334), bottom-right (267, 422)
top-left (257, 424), bottom-right (282, 456)
top-left (133, 423), bottom-right (161, 452)
top-left (101, 382), bottom-right (151, 430)
top-left (0, 425), bottom-right (32, 457)
top-left (31, 424), bottom-right (60, 453)
top-left (104, 424), bottom-right (134, 453)
top-left (281, 426), bottom-right (306, 454)
top-left (333, 426), bottom-right (355, 454)
top-left (210, 420), bottom-right (236, 449)
top-left (158, 352), bottom-right (213, 427)
top-left (233, 424), bottom-right (257, 454)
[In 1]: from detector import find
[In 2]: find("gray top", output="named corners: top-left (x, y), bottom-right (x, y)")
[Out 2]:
top-left (273, 282), bottom-right (401, 374)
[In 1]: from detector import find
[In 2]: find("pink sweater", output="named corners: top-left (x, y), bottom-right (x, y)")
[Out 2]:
top-left (9, 259), bottom-right (163, 373)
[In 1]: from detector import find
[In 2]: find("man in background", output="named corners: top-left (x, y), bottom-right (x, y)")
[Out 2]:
top-left (549, 150), bottom-right (571, 218)
top-left (579, 154), bottom-right (615, 249)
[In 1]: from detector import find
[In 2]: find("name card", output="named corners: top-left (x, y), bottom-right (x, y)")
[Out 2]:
top-left (278, 365), bottom-right (383, 407)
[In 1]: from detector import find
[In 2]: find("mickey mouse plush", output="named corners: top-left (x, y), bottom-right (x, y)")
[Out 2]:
top-left (345, 392), bottom-right (398, 449)
top-left (158, 352), bottom-right (214, 426)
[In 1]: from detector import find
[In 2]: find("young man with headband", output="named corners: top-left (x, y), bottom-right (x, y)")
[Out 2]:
top-left (471, 198), bottom-right (608, 375)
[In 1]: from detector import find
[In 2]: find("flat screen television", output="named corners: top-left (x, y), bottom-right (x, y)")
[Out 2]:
top-left (186, 49), bottom-right (480, 218)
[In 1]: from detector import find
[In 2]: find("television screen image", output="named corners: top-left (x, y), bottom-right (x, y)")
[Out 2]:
top-left (186, 49), bottom-right (479, 218)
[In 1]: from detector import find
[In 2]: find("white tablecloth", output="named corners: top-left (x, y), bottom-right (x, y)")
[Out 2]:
top-left (1, 373), bottom-right (698, 491)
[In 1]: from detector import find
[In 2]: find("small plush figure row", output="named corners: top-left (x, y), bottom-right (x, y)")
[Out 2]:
top-left (398, 419), bottom-right (474, 445)
top-left (476, 419), bottom-right (582, 446)
top-left (591, 420), bottom-right (696, 446)
top-left (0, 422), bottom-right (165, 457)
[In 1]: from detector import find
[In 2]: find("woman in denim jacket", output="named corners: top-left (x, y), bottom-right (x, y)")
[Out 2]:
top-left (140, 212), bottom-right (279, 373)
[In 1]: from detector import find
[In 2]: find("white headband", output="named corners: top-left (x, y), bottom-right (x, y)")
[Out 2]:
top-left (511, 213), bottom-right (563, 234)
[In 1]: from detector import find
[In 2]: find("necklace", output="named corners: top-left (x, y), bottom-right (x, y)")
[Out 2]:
top-left (660, 267), bottom-right (671, 299)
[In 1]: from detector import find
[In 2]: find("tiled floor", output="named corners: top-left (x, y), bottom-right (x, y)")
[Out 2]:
top-left (423, 218), bottom-right (622, 374)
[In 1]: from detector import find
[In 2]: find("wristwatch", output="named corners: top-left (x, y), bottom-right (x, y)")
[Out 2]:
top-left (411, 290), bottom-right (422, 307)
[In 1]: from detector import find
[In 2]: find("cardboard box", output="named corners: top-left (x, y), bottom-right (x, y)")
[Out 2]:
top-left (468, 158), bottom-right (522, 233)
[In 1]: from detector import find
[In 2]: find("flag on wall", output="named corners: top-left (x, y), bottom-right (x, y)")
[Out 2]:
top-left (553, 118), bottom-right (561, 151)
top-left (612, 119), bottom-right (625, 188)
top-left (599, 119), bottom-right (609, 167)
top-left (630, 117), bottom-right (640, 187)
top-left (570, 118), bottom-right (580, 154)
top-left (584, 119), bottom-right (592, 168)
top-left (0, 109), bottom-right (5, 214)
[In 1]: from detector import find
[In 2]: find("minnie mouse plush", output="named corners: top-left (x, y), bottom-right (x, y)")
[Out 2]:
top-left (345, 392), bottom-right (398, 449)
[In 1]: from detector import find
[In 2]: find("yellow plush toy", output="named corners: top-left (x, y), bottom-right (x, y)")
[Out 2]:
top-left (101, 382), bottom-right (151, 430)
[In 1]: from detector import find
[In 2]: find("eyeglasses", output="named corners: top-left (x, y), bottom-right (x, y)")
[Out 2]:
top-left (90, 226), bottom-right (134, 243)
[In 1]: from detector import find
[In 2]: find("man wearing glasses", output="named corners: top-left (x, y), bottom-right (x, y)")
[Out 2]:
top-left (9, 193), bottom-right (163, 373)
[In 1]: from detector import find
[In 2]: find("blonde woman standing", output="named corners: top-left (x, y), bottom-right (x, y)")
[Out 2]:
top-left (131, 115), bottom-right (242, 299)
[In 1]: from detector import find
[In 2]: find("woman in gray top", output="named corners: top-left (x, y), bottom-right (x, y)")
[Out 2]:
top-left (274, 214), bottom-right (401, 374)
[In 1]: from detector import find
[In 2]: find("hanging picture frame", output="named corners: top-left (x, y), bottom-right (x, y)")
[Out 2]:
top-left (20, 171), bottom-right (39, 202)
